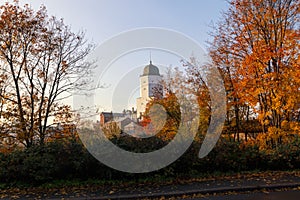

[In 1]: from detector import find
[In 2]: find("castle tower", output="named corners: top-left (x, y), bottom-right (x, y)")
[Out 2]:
top-left (136, 61), bottom-right (162, 118)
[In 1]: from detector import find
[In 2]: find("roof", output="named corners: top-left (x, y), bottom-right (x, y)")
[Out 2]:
top-left (113, 113), bottom-right (126, 117)
top-left (142, 61), bottom-right (160, 76)
top-left (100, 112), bottom-right (124, 117)
top-left (124, 121), bottom-right (139, 128)
top-left (114, 117), bottom-right (132, 123)
top-left (101, 112), bottom-right (113, 117)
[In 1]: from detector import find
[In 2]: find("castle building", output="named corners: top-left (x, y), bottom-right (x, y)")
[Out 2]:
top-left (136, 61), bottom-right (163, 118)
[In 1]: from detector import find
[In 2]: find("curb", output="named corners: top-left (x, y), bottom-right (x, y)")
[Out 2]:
top-left (80, 183), bottom-right (300, 200)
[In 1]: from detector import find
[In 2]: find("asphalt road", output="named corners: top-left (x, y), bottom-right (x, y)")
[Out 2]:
top-left (188, 190), bottom-right (300, 200)
top-left (2, 172), bottom-right (300, 199)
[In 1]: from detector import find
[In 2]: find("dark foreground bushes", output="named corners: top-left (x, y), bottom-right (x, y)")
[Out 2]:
top-left (1, 136), bottom-right (300, 185)
top-left (0, 140), bottom-right (96, 183)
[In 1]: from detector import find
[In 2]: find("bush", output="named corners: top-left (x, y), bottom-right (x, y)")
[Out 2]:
top-left (1, 134), bottom-right (300, 185)
top-left (0, 140), bottom-right (103, 184)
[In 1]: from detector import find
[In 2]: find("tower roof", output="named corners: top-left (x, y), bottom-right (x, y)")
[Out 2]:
top-left (142, 61), bottom-right (160, 76)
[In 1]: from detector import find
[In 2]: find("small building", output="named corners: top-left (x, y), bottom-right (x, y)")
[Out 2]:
top-left (115, 117), bottom-right (133, 130)
top-left (100, 112), bottom-right (114, 126)
top-left (100, 107), bottom-right (137, 129)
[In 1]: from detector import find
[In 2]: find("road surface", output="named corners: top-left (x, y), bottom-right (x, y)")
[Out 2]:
top-left (187, 189), bottom-right (300, 200)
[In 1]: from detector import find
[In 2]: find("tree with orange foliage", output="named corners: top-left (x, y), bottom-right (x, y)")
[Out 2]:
top-left (141, 66), bottom-right (199, 141)
top-left (209, 0), bottom-right (300, 143)
top-left (142, 91), bottom-right (180, 141)
top-left (0, 1), bottom-right (93, 148)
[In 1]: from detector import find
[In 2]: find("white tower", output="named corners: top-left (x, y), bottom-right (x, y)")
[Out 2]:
top-left (136, 61), bottom-right (162, 118)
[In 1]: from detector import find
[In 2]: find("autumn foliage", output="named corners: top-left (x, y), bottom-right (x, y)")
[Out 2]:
top-left (140, 0), bottom-right (300, 160)
top-left (141, 92), bottom-right (180, 141)
top-left (0, 1), bottom-right (92, 151)
top-left (0, 0), bottom-right (300, 185)
top-left (207, 0), bottom-right (300, 147)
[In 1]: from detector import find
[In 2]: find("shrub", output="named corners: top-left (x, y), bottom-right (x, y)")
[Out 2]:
top-left (1, 134), bottom-right (300, 185)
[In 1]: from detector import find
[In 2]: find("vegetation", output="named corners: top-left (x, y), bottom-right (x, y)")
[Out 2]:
top-left (209, 0), bottom-right (300, 141)
top-left (0, 1), bottom-right (93, 150)
top-left (0, 0), bottom-right (299, 187)
top-left (1, 136), bottom-right (300, 186)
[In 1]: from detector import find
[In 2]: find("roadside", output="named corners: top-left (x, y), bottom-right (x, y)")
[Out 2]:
top-left (1, 171), bottom-right (300, 199)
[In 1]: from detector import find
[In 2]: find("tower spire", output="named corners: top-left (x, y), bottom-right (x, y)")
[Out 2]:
top-left (150, 51), bottom-right (152, 64)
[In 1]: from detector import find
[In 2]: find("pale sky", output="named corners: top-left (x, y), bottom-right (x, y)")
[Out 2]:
top-left (0, 0), bottom-right (229, 113)
top-left (7, 0), bottom-right (228, 46)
